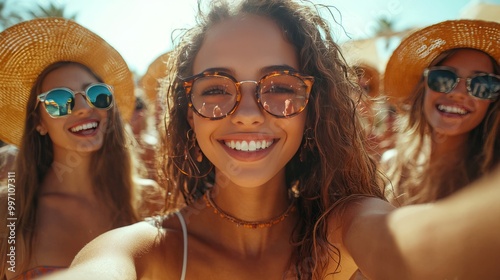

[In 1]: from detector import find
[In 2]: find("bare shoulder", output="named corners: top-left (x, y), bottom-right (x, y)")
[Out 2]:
top-left (328, 196), bottom-right (394, 234)
top-left (75, 221), bottom-right (164, 261)
top-left (325, 196), bottom-right (394, 279)
top-left (138, 211), bottom-right (189, 280)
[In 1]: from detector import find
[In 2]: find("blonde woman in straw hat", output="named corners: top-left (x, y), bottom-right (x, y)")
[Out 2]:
top-left (0, 18), bottom-right (152, 279)
top-left (382, 19), bottom-right (500, 206)
top-left (41, 2), bottom-right (500, 279)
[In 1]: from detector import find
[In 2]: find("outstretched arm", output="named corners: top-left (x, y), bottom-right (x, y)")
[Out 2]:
top-left (40, 221), bottom-right (163, 280)
top-left (342, 166), bottom-right (500, 280)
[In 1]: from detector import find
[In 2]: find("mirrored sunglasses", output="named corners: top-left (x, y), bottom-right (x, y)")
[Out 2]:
top-left (183, 70), bottom-right (314, 120)
top-left (424, 67), bottom-right (500, 100)
top-left (36, 83), bottom-right (114, 117)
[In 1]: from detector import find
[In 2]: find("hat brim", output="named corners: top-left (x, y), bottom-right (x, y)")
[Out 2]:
top-left (0, 18), bottom-right (134, 146)
top-left (384, 19), bottom-right (500, 103)
top-left (140, 52), bottom-right (171, 103)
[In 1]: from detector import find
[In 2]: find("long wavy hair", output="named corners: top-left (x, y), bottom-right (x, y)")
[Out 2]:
top-left (0, 61), bottom-right (139, 276)
top-left (385, 49), bottom-right (500, 205)
top-left (157, 1), bottom-right (384, 278)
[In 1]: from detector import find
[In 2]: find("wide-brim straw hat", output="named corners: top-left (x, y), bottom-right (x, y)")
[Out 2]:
top-left (384, 19), bottom-right (500, 103)
top-left (139, 51), bottom-right (171, 103)
top-left (0, 17), bottom-right (135, 146)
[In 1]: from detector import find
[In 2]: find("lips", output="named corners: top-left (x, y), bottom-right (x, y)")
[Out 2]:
top-left (68, 121), bottom-right (99, 135)
top-left (436, 104), bottom-right (469, 115)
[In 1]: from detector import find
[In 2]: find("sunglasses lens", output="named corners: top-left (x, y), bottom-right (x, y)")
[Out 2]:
top-left (44, 89), bottom-right (75, 117)
top-left (469, 74), bottom-right (500, 100)
top-left (87, 85), bottom-right (113, 109)
top-left (259, 74), bottom-right (309, 117)
top-left (427, 69), bottom-right (457, 93)
top-left (190, 76), bottom-right (238, 119)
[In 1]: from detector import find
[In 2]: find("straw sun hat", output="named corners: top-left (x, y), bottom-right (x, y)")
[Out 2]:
top-left (0, 17), bottom-right (135, 146)
top-left (140, 51), bottom-right (171, 104)
top-left (384, 19), bottom-right (500, 103)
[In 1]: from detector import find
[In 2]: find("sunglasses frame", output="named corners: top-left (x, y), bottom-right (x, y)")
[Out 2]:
top-left (183, 70), bottom-right (315, 120)
top-left (36, 83), bottom-right (114, 118)
top-left (423, 66), bottom-right (500, 101)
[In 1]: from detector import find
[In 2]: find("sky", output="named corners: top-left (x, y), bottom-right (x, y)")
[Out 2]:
top-left (4, 0), bottom-right (500, 76)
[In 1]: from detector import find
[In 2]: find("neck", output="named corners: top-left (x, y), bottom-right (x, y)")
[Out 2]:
top-left (195, 170), bottom-right (299, 256)
top-left (41, 149), bottom-right (96, 197)
top-left (210, 173), bottom-right (293, 223)
top-left (430, 131), bottom-right (468, 159)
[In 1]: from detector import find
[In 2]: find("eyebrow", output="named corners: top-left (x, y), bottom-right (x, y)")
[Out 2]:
top-left (198, 64), bottom-right (299, 76)
top-left (260, 65), bottom-right (299, 74)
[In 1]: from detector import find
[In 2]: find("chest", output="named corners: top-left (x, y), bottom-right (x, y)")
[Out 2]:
top-left (29, 200), bottom-right (114, 266)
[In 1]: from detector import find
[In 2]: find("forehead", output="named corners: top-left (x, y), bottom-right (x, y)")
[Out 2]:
top-left (193, 14), bottom-right (299, 76)
top-left (41, 64), bottom-right (98, 91)
top-left (439, 49), bottom-right (494, 72)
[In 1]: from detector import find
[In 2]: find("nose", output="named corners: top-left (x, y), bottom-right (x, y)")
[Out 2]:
top-left (231, 82), bottom-right (265, 125)
top-left (447, 77), bottom-right (468, 100)
top-left (72, 92), bottom-right (92, 116)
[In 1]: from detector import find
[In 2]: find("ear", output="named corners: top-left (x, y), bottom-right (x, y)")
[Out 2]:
top-left (36, 123), bottom-right (48, 136)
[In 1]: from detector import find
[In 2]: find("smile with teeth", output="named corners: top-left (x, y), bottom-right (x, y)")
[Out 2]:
top-left (437, 104), bottom-right (468, 115)
top-left (70, 121), bottom-right (98, 133)
top-left (224, 139), bottom-right (274, 152)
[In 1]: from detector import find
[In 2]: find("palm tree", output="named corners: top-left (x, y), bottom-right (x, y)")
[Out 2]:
top-left (0, 0), bottom-right (76, 31)
top-left (0, 0), bottom-right (23, 31)
top-left (374, 17), bottom-right (395, 37)
top-left (373, 17), bottom-right (416, 50)
top-left (28, 2), bottom-right (76, 19)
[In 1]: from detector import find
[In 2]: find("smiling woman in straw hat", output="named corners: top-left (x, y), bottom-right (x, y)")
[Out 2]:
top-left (381, 19), bottom-right (500, 206)
top-left (0, 17), bottom-right (144, 279)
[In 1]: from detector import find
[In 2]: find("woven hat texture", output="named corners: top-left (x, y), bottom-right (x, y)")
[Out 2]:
top-left (0, 17), bottom-right (135, 146)
top-left (384, 19), bottom-right (500, 102)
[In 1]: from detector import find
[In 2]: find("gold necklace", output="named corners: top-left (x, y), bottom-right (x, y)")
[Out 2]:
top-left (203, 189), bottom-right (296, 229)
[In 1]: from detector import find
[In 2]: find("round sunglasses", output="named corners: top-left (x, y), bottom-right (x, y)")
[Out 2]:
top-left (424, 67), bottom-right (500, 100)
top-left (183, 69), bottom-right (314, 120)
top-left (36, 83), bottom-right (114, 117)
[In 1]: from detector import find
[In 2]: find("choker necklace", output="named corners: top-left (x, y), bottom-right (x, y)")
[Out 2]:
top-left (203, 189), bottom-right (296, 229)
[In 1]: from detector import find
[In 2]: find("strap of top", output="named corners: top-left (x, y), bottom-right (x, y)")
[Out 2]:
top-left (174, 211), bottom-right (187, 280)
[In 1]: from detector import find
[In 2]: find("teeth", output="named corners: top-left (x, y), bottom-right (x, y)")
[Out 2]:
top-left (70, 122), bottom-right (98, 132)
top-left (225, 140), bottom-right (273, 151)
top-left (437, 105), bottom-right (467, 115)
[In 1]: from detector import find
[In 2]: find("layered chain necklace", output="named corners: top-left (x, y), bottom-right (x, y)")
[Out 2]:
top-left (203, 189), bottom-right (296, 229)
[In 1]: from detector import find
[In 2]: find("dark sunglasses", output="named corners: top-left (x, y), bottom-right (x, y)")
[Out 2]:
top-left (183, 70), bottom-right (314, 120)
top-left (424, 67), bottom-right (500, 100)
top-left (36, 83), bottom-right (114, 117)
